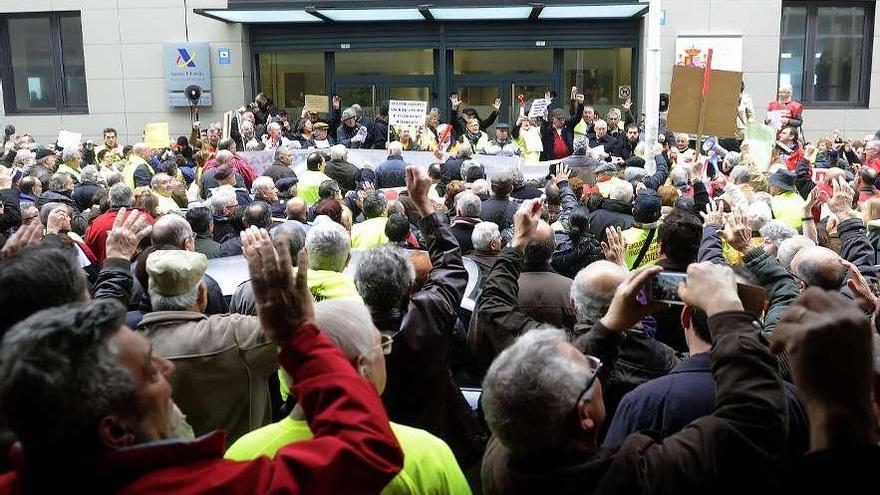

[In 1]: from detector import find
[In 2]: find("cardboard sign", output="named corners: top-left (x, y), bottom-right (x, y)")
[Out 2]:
top-left (144, 122), bottom-right (170, 149)
top-left (304, 94), bottom-right (329, 114)
top-left (56, 130), bottom-right (82, 149)
top-left (666, 65), bottom-right (742, 138)
top-left (528, 98), bottom-right (550, 118)
top-left (675, 35), bottom-right (743, 72)
top-left (389, 99), bottom-right (428, 128)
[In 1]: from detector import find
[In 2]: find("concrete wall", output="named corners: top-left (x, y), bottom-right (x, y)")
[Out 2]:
top-left (653, 0), bottom-right (880, 141)
top-left (0, 0), bottom-right (251, 146)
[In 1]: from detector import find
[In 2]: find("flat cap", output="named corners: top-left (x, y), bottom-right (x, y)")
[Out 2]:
top-left (146, 250), bottom-right (208, 297)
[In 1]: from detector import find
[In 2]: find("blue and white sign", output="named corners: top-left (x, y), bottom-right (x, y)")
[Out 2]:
top-left (163, 42), bottom-right (212, 107)
top-left (218, 47), bottom-right (231, 65)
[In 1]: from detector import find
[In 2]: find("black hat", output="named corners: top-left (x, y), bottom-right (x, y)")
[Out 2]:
top-left (633, 191), bottom-right (662, 224)
top-left (624, 156), bottom-right (646, 169)
top-left (768, 168), bottom-right (796, 191)
top-left (34, 148), bottom-right (55, 160)
top-left (461, 107), bottom-right (477, 116)
top-left (495, 123), bottom-right (510, 130)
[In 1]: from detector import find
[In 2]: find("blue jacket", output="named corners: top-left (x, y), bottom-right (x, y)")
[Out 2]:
top-left (374, 156), bottom-right (407, 189)
top-left (603, 352), bottom-right (809, 458)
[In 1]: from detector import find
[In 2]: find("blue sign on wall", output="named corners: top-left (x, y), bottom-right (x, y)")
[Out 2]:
top-left (164, 42), bottom-right (212, 107)
top-left (219, 47), bottom-right (231, 65)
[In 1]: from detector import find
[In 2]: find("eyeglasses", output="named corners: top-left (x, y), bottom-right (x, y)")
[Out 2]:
top-left (574, 355), bottom-right (603, 410)
top-left (375, 332), bottom-right (394, 356)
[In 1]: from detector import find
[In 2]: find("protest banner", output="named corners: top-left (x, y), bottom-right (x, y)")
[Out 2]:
top-left (56, 130), bottom-right (82, 149)
top-left (666, 60), bottom-right (741, 141)
top-left (744, 123), bottom-right (776, 173)
top-left (528, 98), bottom-right (549, 118)
top-left (304, 94), bottom-right (329, 114)
top-left (144, 123), bottom-right (170, 149)
top-left (388, 99), bottom-right (428, 144)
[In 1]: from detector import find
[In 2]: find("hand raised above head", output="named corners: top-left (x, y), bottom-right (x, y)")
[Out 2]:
top-left (511, 198), bottom-right (544, 252)
top-left (599, 265), bottom-right (666, 332)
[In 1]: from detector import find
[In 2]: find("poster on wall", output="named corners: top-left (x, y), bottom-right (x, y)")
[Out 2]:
top-left (164, 42), bottom-right (213, 107)
top-left (675, 35), bottom-right (743, 72)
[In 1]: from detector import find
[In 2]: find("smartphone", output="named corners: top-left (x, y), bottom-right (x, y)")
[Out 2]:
top-left (650, 272), bottom-right (687, 305)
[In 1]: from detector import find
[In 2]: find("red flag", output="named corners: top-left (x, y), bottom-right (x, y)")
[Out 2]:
top-left (701, 48), bottom-right (714, 96)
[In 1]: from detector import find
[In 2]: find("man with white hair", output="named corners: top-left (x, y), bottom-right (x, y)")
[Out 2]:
top-left (252, 176), bottom-right (284, 217)
top-left (375, 141), bottom-right (407, 189)
top-left (470, 221), bottom-right (502, 287)
top-left (471, 178), bottom-right (490, 200)
top-left (450, 190), bottom-right (482, 254)
top-left (151, 173), bottom-right (181, 215)
top-left (208, 185), bottom-right (239, 243)
top-left (72, 165), bottom-right (102, 211)
top-left (587, 178), bottom-right (634, 239)
top-left (123, 142), bottom-right (155, 189)
top-left (263, 145), bottom-right (298, 184)
top-left (766, 83), bottom-right (803, 135)
top-left (305, 220), bottom-right (361, 301)
top-left (325, 144), bottom-right (359, 193)
top-left (57, 145), bottom-right (83, 183)
top-left (588, 119), bottom-right (617, 160)
top-left (225, 298), bottom-right (471, 495)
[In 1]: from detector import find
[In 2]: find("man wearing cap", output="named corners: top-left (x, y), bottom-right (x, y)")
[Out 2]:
top-left (30, 148), bottom-right (58, 186)
top-left (540, 94), bottom-right (584, 161)
top-left (622, 191), bottom-right (663, 269)
top-left (337, 107), bottom-right (371, 149)
top-left (481, 124), bottom-right (521, 157)
top-left (309, 122), bottom-right (334, 149)
top-left (137, 249), bottom-right (278, 445)
top-left (768, 168), bottom-right (806, 230)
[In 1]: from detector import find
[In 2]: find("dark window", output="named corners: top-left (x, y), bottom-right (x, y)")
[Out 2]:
top-left (779, 2), bottom-right (874, 107)
top-left (0, 12), bottom-right (88, 114)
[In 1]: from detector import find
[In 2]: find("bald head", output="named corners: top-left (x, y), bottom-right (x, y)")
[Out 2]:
top-left (286, 197), bottom-right (308, 221)
top-left (151, 214), bottom-right (194, 249)
top-left (570, 261), bottom-right (628, 324)
top-left (523, 221), bottom-right (556, 265)
top-left (215, 150), bottom-right (234, 165)
top-left (790, 246), bottom-right (846, 291)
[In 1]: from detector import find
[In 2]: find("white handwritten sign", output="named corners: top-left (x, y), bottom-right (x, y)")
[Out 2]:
top-left (528, 98), bottom-right (549, 118)
top-left (388, 99), bottom-right (428, 128)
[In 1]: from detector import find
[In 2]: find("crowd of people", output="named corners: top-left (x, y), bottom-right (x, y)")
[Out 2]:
top-left (0, 82), bottom-right (878, 494)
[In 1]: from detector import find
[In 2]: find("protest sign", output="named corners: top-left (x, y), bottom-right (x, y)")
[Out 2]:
top-left (388, 99), bottom-right (428, 144)
top-left (744, 123), bottom-right (775, 173)
top-left (56, 130), bottom-right (82, 149)
top-left (144, 122), bottom-right (170, 149)
top-left (304, 94), bottom-right (329, 114)
top-left (528, 98), bottom-right (549, 118)
top-left (666, 64), bottom-right (741, 139)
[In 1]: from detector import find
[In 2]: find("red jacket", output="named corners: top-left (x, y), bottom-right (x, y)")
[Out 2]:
top-left (0, 324), bottom-right (403, 494)
top-left (204, 153), bottom-right (258, 189)
top-left (85, 208), bottom-right (155, 264)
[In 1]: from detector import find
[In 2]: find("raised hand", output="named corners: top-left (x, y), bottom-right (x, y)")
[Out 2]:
top-left (720, 208), bottom-right (752, 253)
top-left (512, 198), bottom-right (544, 252)
top-left (828, 177), bottom-right (855, 220)
top-left (242, 226), bottom-right (315, 342)
top-left (623, 98), bottom-right (632, 111)
top-left (0, 221), bottom-right (43, 258)
top-left (677, 261), bottom-right (744, 316)
top-left (570, 86), bottom-right (578, 101)
top-left (599, 265), bottom-right (666, 331)
top-left (700, 199), bottom-right (725, 226)
top-left (332, 95), bottom-right (341, 110)
top-left (841, 259), bottom-right (877, 314)
top-left (450, 94), bottom-right (461, 109)
top-left (492, 98), bottom-right (502, 112)
top-left (405, 166), bottom-right (433, 217)
top-left (105, 208), bottom-right (150, 261)
top-left (601, 226), bottom-right (627, 267)
top-left (575, 94), bottom-right (585, 104)
top-left (549, 164), bottom-right (572, 185)
top-left (803, 186), bottom-right (826, 218)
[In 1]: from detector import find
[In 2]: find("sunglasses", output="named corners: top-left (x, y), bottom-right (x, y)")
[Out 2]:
top-left (574, 355), bottom-right (603, 410)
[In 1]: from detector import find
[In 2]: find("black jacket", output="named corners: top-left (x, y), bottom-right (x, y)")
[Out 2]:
top-left (262, 161), bottom-right (298, 184)
top-left (72, 180), bottom-right (101, 211)
top-left (324, 159), bottom-right (359, 194)
top-left (586, 199), bottom-right (634, 239)
top-left (551, 180), bottom-right (605, 278)
top-left (36, 190), bottom-right (88, 235)
top-left (540, 103), bottom-right (584, 161)
top-left (480, 197), bottom-right (520, 232)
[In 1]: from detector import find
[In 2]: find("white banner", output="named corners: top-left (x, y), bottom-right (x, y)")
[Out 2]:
top-left (388, 99), bottom-right (429, 128)
top-left (528, 98), bottom-right (549, 118)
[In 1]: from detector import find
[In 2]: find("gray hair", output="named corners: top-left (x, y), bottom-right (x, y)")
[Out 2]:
top-left (472, 179), bottom-right (489, 195)
top-left (482, 328), bottom-right (592, 457)
top-left (570, 270), bottom-right (615, 324)
top-left (313, 299), bottom-right (375, 361)
top-left (669, 166), bottom-right (690, 187)
top-left (460, 159), bottom-right (483, 182)
top-left (269, 222), bottom-right (307, 262)
top-left (274, 145), bottom-right (290, 160)
top-left (150, 173), bottom-right (171, 191)
top-left (61, 145), bottom-right (81, 163)
top-left (759, 220), bottom-right (796, 245)
top-left (747, 199), bottom-right (773, 231)
top-left (132, 142), bottom-right (150, 157)
top-left (306, 220), bottom-right (351, 273)
top-left (456, 141), bottom-right (474, 159)
top-left (456, 191), bottom-right (482, 218)
top-left (387, 141), bottom-right (403, 157)
top-left (48, 172), bottom-right (73, 192)
top-left (730, 165), bottom-right (751, 184)
top-left (109, 183), bottom-right (133, 209)
top-left (267, 122), bottom-right (282, 132)
top-left (329, 144), bottom-right (348, 161)
top-left (776, 235), bottom-right (816, 270)
top-left (151, 214), bottom-right (193, 248)
top-left (150, 282), bottom-right (202, 311)
top-left (215, 150), bottom-right (233, 165)
top-left (354, 245), bottom-right (416, 311)
top-left (0, 300), bottom-right (139, 456)
top-left (209, 186), bottom-right (237, 215)
top-left (81, 165), bottom-right (99, 183)
top-left (623, 167), bottom-right (647, 184)
top-left (608, 180), bottom-right (633, 203)
top-left (251, 176), bottom-right (275, 196)
top-left (472, 222), bottom-right (500, 250)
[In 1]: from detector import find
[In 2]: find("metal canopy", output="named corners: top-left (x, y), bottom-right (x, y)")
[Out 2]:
top-left (196, 1), bottom-right (648, 24)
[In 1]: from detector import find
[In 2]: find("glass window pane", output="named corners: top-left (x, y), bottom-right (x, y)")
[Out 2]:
top-left (337, 86), bottom-right (376, 120)
top-left (454, 49), bottom-right (552, 75)
top-left (455, 85), bottom-right (500, 131)
top-left (258, 52), bottom-right (325, 115)
top-left (335, 49), bottom-right (433, 76)
top-left (7, 16), bottom-right (56, 110)
top-left (60, 15), bottom-right (87, 108)
top-left (813, 6), bottom-right (865, 102)
top-left (563, 48), bottom-right (633, 117)
top-left (389, 86), bottom-right (430, 102)
top-left (779, 6), bottom-right (807, 100)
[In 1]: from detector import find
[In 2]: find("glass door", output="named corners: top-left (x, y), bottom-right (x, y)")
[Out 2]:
top-left (454, 84), bottom-right (502, 132)
top-left (335, 84), bottom-right (377, 120)
top-left (510, 83), bottom-right (552, 122)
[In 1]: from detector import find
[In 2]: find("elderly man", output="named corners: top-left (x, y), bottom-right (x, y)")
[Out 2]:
top-left (587, 179), bottom-right (634, 239)
top-left (286, 197), bottom-right (311, 232)
top-left (480, 170), bottom-right (519, 233)
top-left (204, 138), bottom-right (258, 189)
top-left (219, 201), bottom-right (272, 257)
top-left (302, 220), bottom-right (361, 301)
top-left (375, 141), bottom-right (408, 189)
top-left (208, 185), bottom-right (239, 243)
top-left (479, 210), bottom-right (787, 495)
top-left (765, 83), bottom-right (804, 134)
top-left (85, 183), bottom-right (154, 263)
top-left (541, 96), bottom-right (584, 161)
top-left (336, 107), bottom-right (371, 149)
top-left (226, 297), bottom-right (470, 494)
top-left (325, 144), bottom-right (359, 194)
top-left (72, 165), bottom-right (102, 211)
top-left (263, 146), bottom-right (298, 183)
top-left (481, 123), bottom-right (521, 157)
top-left (351, 191), bottom-right (389, 249)
top-left (57, 145), bottom-right (83, 183)
top-left (123, 143), bottom-right (155, 189)
top-left (230, 223), bottom-right (306, 316)
top-left (298, 152), bottom-right (332, 206)
top-left (186, 207), bottom-right (221, 259)
top-left (252, 176), bottom-right (285, 217)
top-left (469, 221), bottom-right (502, 287)
top-left (354, 165), bottom-right (483, 467)
top-left (588, 120), bottom-right (618, 160)
top-left (0, 231), bottom-right (403, 492)
top-left (35, 172), bottom-right (88, 234)
top-left (150, 173), bottom-right (181, 215)
top-left (136, 250), bottom-right (277, 444)
top-left (450, 191), bottom-right (482, 254)
top-left (30, 148), bottom-right (58, 185)
top-left (308, 122), bottom-right (334, 149)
